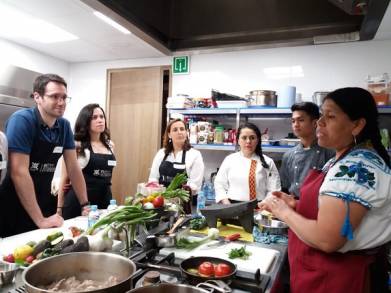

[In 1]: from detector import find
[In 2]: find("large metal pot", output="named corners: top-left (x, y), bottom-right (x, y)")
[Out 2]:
top-left (249, 90), bottom-right (277, 106)
top-left (23, 252), bottom-right (136, 293)
top-left (127, 283), bottom-right (209, 293)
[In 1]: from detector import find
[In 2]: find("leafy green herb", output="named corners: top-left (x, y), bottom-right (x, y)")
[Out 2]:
top-left (166, 173), bottom-right (187, 191)
top-left (190, 217), bottom-right (207, 230)
top-left (228, 246), bottom-right (251, 260)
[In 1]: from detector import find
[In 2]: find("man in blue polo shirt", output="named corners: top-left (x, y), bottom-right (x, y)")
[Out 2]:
top-left (0, 74), bottom-right (89, 237)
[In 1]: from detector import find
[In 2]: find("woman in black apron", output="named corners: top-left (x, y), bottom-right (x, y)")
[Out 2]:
top-left (149, 119), bottom-right (205, 212)
top-left (58, 104), bottom-right (116, 219)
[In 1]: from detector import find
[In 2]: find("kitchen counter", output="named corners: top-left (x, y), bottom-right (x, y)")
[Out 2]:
top-left (1, 217), bottom-right (288, 293)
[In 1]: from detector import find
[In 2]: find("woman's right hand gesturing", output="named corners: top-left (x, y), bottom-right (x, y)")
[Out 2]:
top-left (271, 191), bottom-right (297, 210)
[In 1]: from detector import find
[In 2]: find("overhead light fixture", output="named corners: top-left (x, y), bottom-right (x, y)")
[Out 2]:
top-left (93, 11), bottom-right (131, 34)
top-left (0, 3), bottom-right (78, 43)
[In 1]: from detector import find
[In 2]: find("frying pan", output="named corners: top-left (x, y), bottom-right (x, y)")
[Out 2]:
top-left (135, 256), bottom-right (236, 286)
top-left (180, 256), bottom-right (237, 285)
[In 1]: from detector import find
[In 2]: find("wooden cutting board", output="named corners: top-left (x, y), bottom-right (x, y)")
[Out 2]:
top-left (160, 240), bottom-right (279, 274)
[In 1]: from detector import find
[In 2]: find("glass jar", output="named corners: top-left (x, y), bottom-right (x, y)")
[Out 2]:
top-left (214, 126), bottom-right (224, 144)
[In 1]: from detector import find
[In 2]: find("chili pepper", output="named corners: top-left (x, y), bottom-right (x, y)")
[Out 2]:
top-left (225, 233), bottom-right (241, 241)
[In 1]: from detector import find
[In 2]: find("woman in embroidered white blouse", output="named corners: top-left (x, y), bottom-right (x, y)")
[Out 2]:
top-left (260, 87), bottom-right (391, 293)
top-left (214, 122), bottom-right (281, 203)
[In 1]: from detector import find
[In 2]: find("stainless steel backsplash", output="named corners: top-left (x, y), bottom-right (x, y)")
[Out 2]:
top-left (0, 65), bottom-right (41, 130)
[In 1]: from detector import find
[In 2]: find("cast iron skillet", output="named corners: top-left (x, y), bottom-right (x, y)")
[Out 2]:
top-left (180, 256), bottom-right (237, 285)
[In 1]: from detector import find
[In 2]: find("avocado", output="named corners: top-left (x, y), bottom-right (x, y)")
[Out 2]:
top-left (32, 240), bottom-right (51, 257)
top-left (61, 236), bottom-right (89, 254)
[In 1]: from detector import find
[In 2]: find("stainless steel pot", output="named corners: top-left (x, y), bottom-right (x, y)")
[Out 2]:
top-left (127, 283), bottom-right (209, 293)
top-left (23, 252), bottom-right (136, 293)
top-left (249, 90), bottom-right (277, 106)
top-left (254, 211), bottom-right (288, 235)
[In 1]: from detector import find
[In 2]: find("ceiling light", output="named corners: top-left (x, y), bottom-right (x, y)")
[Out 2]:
top-left (93, 11), bottom-right (131, 34)
top-left (0, 3), bottom-right (78, 43)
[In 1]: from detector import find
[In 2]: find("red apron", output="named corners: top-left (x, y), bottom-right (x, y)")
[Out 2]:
top-left (288, 169), bottom-right (375, 293)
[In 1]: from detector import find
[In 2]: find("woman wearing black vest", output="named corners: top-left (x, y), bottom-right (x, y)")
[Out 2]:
top-left (58, 104), bottom-right (116, 219)
top-left (149, 119), bottom-right (204, 209)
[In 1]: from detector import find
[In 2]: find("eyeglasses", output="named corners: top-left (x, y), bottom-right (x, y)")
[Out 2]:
top-left (44, 94), bottom-right (72, 103)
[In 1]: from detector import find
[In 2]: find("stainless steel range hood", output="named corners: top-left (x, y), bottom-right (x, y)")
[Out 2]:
top-left (0, 65), bottom-right (40, 130)
top-left (83, 0), bottom-right (390, 54)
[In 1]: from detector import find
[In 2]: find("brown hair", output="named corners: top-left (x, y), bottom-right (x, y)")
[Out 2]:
top-left (163, 118), bottom-right (191, 155)
top-left (32, 74), bottom-right (67, 97)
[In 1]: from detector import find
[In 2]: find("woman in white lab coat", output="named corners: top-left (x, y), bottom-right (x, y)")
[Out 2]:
top-left (214, 122), bottom-right (281, 203)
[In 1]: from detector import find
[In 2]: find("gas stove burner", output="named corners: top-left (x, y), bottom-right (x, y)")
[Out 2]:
top-left (135, 270), bottom-right (179, 288)
top-left (129, 251), bottom-right (270, 293)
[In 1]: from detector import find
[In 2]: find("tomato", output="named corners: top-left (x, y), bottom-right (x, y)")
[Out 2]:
top-left (214, 263), bottom-right (232, 277)
top-left (198, 261), bottom-right (215, 277)
top-left (152, 195), bottom-right (164, 208)
top-left (25, 255), bottom-right (35, 264)
top-left (3, 253), bottom-right (15, 263)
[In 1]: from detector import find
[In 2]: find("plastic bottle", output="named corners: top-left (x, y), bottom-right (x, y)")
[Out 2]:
top-left (88, 205), bottom-right (99, 228)
top-left (205, 181), bottom-right (215, 201)
top-left (196, 189), bottom-right (206, 215)
top-left (203, 181), bottom-right (210, 200)
top-left (107, 199), bottom-right (118, 212)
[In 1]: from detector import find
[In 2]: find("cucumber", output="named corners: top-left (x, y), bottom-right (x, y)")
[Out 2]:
top-left (32, 240), bottom-right (51, 257)
top-left (53, 239), bottom-right (74, 252)
top-left (47, 231), bottom-right (64, 246)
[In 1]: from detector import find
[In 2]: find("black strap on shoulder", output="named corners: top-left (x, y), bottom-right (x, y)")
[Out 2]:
top-left (181, 150), bottom-right (187, 164)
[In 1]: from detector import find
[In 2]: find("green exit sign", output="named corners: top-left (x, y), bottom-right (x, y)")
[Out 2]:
top-left (173, 56), bottom-right (190, 74)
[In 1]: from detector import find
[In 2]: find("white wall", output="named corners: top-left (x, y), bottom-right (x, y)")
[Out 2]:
top-left (0, 38), bottom-right (69, 82)
top-left (67, 57), bottom-right (171, 125)
top-left (172, 39), bottom-right (391, 100)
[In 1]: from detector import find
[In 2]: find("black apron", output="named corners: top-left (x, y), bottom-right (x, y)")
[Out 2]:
top-left (63, 146), bottom-right (116, 219)
top-left (0, 120), bottom-right (64, 237)
top-left (158, 150), bottom-right (187, 187)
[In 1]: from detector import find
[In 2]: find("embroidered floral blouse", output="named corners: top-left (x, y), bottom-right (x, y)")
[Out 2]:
top-left (319, 148), bottom-right (391, 252)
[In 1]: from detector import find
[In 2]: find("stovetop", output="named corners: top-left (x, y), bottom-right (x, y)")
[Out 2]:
top-left (128, 248), bottom-right (271, 293)
top-left (8, 247), bottom-right (271, 293)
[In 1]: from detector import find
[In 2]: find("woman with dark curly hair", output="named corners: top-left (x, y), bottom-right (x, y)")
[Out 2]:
top-left (149, 118), bottom-right (204, 197)
top-left (58, 104), bottom-right (116, 219)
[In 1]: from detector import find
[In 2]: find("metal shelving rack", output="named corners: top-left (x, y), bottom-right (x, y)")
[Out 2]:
top-left (168, 107), bottom-right (294, 152)
top-left (169, 106), bottom-right (391, 153)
